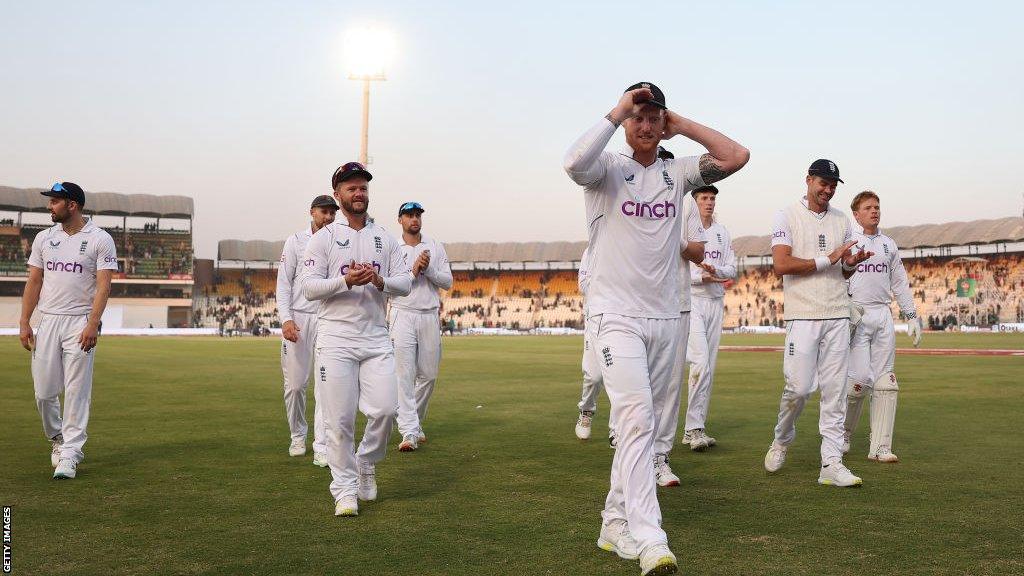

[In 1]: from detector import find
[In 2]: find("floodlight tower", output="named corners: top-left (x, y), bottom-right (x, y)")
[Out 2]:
top-left (345, 26), bottom-right (395, 165)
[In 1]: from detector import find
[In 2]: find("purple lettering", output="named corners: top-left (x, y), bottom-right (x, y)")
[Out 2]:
top-left (856, 262), bottom-right (889, 273)
top-left (45, 260), bottom-right (84, 273)
top-left (619, 200), bottom-right (677, 220)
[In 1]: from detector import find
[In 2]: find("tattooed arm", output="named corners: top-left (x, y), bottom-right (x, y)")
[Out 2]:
top-left (664, 110), bottom-right (749, 184)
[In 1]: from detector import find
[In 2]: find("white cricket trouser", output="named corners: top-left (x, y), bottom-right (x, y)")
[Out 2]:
top-left (577, 315), bottom-right (604, 414)
top-left (848, 304), bottom-right (895, 386)
top-left (773, 318), bottom-right (850, 465)
top-left (685, 297), bottom-right (724, 431)
top-left (316, 343), bottom-right (399, 501)
top-left (389, 308), bottom-right (442, 437)
top-left (589, 313), bottom-right (680, 552)
top-left (32, 313), bottom-right (94, 463)
top-left (656, 311), bottom-right (690, 456)
top-left (281, 311), bottom-right (325, 453)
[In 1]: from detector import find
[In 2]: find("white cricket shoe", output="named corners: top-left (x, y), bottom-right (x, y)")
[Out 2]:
top-left (841, 429), bottom-right (852, 454)
top-left (654, 454), bottom-right (680, 487)
top-left (764, 442), bottom-right (788, 473)
top-left (50, 434), bottom-right (64, 467)
top-left (596, 519), bottom-right (639, 560)
top-left (681, 430), bottom-right (693, 444)
top-left (334, 495), bottom-right (358, 517)
top-left (312, 452), bottom-right (328, 467)
top-left (687, 429), bottom-right (714, 452)
top-left (398, 434), bottom-right (419, 452)
top-left (575, 410), bottom-right (594, 440)
top-left (639, 543), bottom-right (678, 576)
top-left (358, 462), bottom-right (377, 501)
top-left (288, 438), bottom-right (306, 457)
top-left (869, 449), bottom-right (899, 463)
top-left (53, 458), bottom-right (77, 480)
top-left (417, 430), bottom-right (428, 444)
top-left (608, 427), bottom-right (618, 450)
top-left (818, 462), bottom-right (863, 487)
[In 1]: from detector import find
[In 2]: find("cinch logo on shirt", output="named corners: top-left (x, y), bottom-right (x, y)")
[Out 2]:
top-left (340, 261), bottom-right (382, 275)
top-left (46, 260), bottom-right (84, 273)
top-left (303, 259), bottom-right (315, 267)
top-left (621, 200), bottom-right (676, 219)
top-left (857, 262), bottom-right (889, 274)
top-left (104, 256), bottom-right (117, 264)
top-left (772, 230), bottom-right (787, 239)
top-left (705, 249), bottom-right (722, 260)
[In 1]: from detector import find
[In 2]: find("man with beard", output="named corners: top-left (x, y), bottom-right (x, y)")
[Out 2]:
top-left (301, 162), bottom-right (411, 517)
top-left (20, 182), bottom-right (118, 479)
top-left (389, 201), bottom-right (452, 452)
top-left (763, 160), bottom-right (873, 487)
top-left (564, 83), bottom-right (749, 575)
top-left (277, 194), bottom-right (338, 465)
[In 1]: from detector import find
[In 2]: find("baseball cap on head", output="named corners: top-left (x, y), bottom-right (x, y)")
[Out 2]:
top-left (331, 162), bottom-right (372, 189)
top-left (310, 194), bottom-right (339, 209)
top-left (624, 81), bottom-right (666, 110)
top-left (398, 201), bottom-right (424, 216)
top-left (808, 159), bottom-right (843, 184)
top-left (691, 184), bottom-right (719, 196)
top-left (41, 182), bottom-right (86, 207)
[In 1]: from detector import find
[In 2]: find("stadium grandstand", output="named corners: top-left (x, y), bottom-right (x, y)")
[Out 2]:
top-left (3, 182), bottom-right (1022, 334)
top-left (0, 186), bottom-right (195, 328)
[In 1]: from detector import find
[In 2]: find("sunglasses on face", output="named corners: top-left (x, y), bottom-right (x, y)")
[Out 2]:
top-left (400, 202), bottom-right (423, 213)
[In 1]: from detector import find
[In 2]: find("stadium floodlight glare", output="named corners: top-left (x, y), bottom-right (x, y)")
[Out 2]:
top-left (344, 25), bottom-right (396, 165)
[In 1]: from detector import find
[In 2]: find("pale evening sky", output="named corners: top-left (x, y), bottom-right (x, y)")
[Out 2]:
top-left (1, 1), bottom-right (1021, 258)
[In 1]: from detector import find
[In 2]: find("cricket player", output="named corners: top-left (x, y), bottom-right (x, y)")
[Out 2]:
top-left (389, 201), bottom-right (452, 452)
top-left (578, 146), bottom-right (679, 446)
top-left (574, 246), bottom-right (606, 441)
top-left (764, 159), bottom-right (873, 487)
top-left (843, 190), bottom-right (923, 463)
top-left (683, 185), bottom-right (736, 451)
top-left (20, 182), bottom-right (118, 480)
top-left (301, 162), bottom-right (412, 517)
top-left (278, 194), bottom-right (338, 465)
top-left (564, 82), bottom-right (748, 575)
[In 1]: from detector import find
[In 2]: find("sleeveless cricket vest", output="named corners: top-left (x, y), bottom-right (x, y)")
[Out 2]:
top-left (782, 202), bottom-right (850, 320)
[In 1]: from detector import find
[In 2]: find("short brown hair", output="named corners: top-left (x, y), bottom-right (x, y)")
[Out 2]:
top-left (850, 190), bottom-right (879, 211)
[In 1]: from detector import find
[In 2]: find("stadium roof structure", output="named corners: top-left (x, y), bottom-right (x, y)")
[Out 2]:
top-left (0, 186), bottom-right (194, 218)
top-left (217, 239), bottom-right (285, 262)
top-left (730, 216), bottom-right (1024, 257)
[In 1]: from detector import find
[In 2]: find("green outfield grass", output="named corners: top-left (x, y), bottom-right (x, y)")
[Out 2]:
top-left (1, 334), bottom-right (1022, 576)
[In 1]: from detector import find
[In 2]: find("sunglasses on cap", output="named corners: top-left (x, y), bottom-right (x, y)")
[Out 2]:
top-left (399, 201), bottom-right (424, 215)
top-left (51, 182), bottom-right (66, 193)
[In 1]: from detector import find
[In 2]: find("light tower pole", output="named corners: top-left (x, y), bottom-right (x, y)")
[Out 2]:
top-left (349, 72), bottom-right (386, 165)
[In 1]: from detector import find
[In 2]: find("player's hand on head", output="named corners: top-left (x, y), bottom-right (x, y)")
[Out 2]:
top-left (611, 88), bottom-right (653, 123)
top-left (282, 320), bottom-right (299, 343)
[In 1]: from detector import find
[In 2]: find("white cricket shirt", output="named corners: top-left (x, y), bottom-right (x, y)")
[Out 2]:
top-left (27, 219), bottom-right (118, 316)
top-left (300, 219), bottom-right (412, 347)
top-left (390, 235), bottom-right (453, 312)
top-left (564, 117), bottom-right (707, 319)
top-left (690, 220), bottom-right (737, 300)
top-left (276, 226), bottom-right (317, 323)
top-left (848, 230), bottom-right (917, 317)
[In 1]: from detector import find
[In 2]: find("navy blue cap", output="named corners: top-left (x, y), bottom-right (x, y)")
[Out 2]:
top-left (808, 159), bottom-right (843, 183)
top-left (311, 195), bottom-right (339, 209)
top-left (624, 82), bottom-right (666, 109)
top-left (691, 185), bottom-right (719, 196)
top-left (332, 162), bottom-right (372, 189)
top-left (41, 182), bottom-right (85, 207)
top-left (398, 201), bottom-right (424, 216)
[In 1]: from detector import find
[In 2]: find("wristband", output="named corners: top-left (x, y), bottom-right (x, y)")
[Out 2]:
top-left (841, 261), bottom-right (856, 273)
top-left (814, 256), bottom-right (831, 272)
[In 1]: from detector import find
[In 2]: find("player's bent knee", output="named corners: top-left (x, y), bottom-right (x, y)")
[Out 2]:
top-left (874, 372), bottom-right (899, 392)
